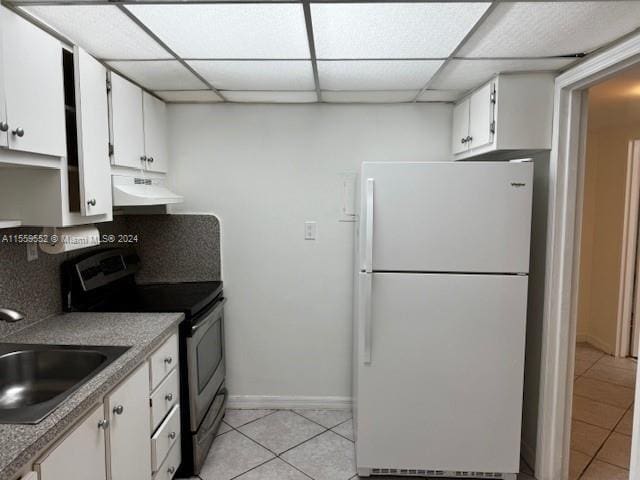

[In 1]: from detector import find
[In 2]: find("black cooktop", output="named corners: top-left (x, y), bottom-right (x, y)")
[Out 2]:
top-left (88, 281), bottom-right (223, 319)
top-left (62, 248), bottom-right (223, 320)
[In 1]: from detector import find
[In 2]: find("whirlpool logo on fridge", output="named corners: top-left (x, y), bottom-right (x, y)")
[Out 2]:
top-left (510, 182), bottom-right (526, 188)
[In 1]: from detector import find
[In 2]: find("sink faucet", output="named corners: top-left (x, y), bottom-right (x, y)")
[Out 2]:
top-left (0, 308), bottom-right (24, 323)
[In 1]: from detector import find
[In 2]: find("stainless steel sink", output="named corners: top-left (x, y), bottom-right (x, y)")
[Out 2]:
top-left (0, 343), bottom-right (129, 424)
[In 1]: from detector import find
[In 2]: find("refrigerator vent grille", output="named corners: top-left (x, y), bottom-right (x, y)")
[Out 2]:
top-left (371, 469), bottom-right (505, 478)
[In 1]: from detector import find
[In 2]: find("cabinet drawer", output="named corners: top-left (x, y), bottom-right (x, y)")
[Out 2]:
top-left (151, 404), bottom-right (181, 472)
top-left (153, 438), bottom-right (181, 480)
top-left (150, 333), bottom-right (179, 390)
top-left (151, 368), bottom-right (179, 431)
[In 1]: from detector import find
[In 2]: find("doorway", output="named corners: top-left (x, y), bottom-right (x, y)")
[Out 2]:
top-left (568, 65), bottom-right (640, 480)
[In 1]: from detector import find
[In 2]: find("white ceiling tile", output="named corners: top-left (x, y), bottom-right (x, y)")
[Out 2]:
top-left (430, 58), bottom-right (575, 91)
top-left (459, 1), bottom-right (640, 58)
top-left (22, 6), bottom-right (170, 60)
top-left (126, 4), bottom-right (309, 59)
top-left (322, 91), bottom-right (417, 103)
top-left (311, 3), bottom-right (490, 59)
top-left (223, 91), bottom-right (317, 103)
top-left (107, 60), bottom-right (206, 90)
top-left (318, 60), bottom-right (443, 91)
top-left (416, 90), bottom-right (466, 102)
top-left (188, 61), bottom-right (314, 91)
top-left (154, 90), bottom-right (222, 103)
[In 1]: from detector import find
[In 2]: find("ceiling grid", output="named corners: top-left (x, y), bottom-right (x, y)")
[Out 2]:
top-left (6, 0), bottom-right (640, 103)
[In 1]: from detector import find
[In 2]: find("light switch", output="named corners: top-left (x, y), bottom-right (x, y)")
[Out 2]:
top-left (304, 221), bottom-right (317, 240)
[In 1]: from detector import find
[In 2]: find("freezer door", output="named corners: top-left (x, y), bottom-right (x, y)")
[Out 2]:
top-left (359, 161), bottom-right (533, 273)
top-left (354, 272), bottom-right (528, 474)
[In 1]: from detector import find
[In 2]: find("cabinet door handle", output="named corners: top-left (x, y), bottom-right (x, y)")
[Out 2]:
top-left (98, 419), bottom-right (110, 430)
top-left (140, 155), bottom-right (147, 162)
top-left (147, 156), bottom-right (154, 163)
top-left (164, 356), bottom-right (173, 365)
top-left (168, 431), bottom-right (177, 440)
top-left (0, 122), bottom-right (8, 132)
top-left (466, 136), bottom-right (473, 143)
top-left (113, 405), bottom-right (124, 415)
top-left (165, 393), bottom-right (174, 402)
top-left (167, 466), bottom-right (175, 475)
top-left (11, 127), bottom-right (24, 137)
top-left (87, 198), bottom-right (97, 207)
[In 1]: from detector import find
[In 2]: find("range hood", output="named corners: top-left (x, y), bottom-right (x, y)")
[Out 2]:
top-left (112, 175), bottom-right (183, 206)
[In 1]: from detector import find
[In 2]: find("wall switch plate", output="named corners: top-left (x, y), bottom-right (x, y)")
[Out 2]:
top-left (304, 221), bottom-right (317, 240)
top-left (27, 242), bottom-right (38, 262)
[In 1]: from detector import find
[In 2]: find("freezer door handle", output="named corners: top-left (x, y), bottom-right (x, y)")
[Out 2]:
top-left (364, 178), bottom-right (374, 273)
top-left (363, 272), bottom-right (373, 365)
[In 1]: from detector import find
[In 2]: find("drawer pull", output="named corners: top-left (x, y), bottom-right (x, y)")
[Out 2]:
top-left (165, 393), bottom-right (174, 402)
top-left (164, 356), bottom-right (173, 365)
top-left (167, 466), bottom-right (175, 475)
top-left (168, 431), bottom-right (177, 440)
top-left (113, 405), bottom-right (124, 415)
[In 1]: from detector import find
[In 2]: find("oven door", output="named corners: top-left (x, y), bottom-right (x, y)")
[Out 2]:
top-left (186, 297), bottom-right (226, 431)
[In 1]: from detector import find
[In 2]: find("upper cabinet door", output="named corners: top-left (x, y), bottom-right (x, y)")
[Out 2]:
top-left (143, 92), bottom-right (168, 173)
top-left (1, 6), bottom-right (65, 157)
top-left (451, 98), bottom-right (469, 155)
top-left (468, 81), bottom-right (495, 151)
top-left (75, 47), bottom-right (112, 216)
top-left (0, 9), bottom-right (7, 149)
top-left (106, 363), bottom-right (152, 480)
top-left (110, 73), bottom-right (145, 170)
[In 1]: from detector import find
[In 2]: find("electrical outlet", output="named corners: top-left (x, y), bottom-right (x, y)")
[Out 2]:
top-left (304, 221), bottom-right (317, 240)
top-left (27, 242), bottom-right (38, 262)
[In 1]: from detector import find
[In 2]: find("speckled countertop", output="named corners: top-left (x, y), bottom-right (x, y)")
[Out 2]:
top-left (0, 312), bottom-right (184, 480)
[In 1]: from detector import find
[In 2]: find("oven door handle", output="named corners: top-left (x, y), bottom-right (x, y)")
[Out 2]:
top-left (199, 389), bottom-right (227, 438)
top-left (191, 298), bottom-right (226, 335)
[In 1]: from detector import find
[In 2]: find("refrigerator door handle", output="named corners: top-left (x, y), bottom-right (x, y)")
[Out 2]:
top-left (363, 272), bottom-right (373, 365)
top-left (364, 178), bottom-right (374, 273)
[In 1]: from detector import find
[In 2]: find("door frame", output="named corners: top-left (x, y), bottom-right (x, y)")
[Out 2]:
top-left (618, 140), bottom-right (640, 359)
top-left (536, 31), bottom-right (640, 480)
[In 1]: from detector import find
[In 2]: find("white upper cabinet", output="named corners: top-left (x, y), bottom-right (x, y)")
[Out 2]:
top-left (110, 73), bottom-right (169, 173)
top-left (0, 13), bottom-right (7, 150)
top-left (110, 72), bottom-right (145, 170)
top-left (143, 92), bottom-right (168, 173)
top-left (106, 363), bottom-right (152, 480)
top-left (1, 6), bottom-right (65, 157)
top-left (451, 73), bottom-right (554, 160)
top-left (451, 97), bottom-right (469, 155)
top-left (75, 47), bottom-right (112, 217)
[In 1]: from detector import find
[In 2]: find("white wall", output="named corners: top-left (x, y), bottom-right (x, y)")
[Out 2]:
top-left (167, 103), bottom-right (452, 402)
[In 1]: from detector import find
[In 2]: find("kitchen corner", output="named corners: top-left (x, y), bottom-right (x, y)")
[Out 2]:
top-left (0, 213), bottom-right (221, 480)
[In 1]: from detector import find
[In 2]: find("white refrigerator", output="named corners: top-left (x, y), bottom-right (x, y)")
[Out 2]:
top-left (353, 161), bottom-right (533, 480)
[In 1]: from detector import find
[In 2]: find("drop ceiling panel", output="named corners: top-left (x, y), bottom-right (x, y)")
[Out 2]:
top-left (430, 58), bottom-right (575, 91)
top-left (318, 60), bottom-right (443, 91)
top-left (417, 90), bottom-right (466, 102)
top-left (223, 91), bottom-right (317, 103)
top-left (312, 3), bottom-right (490, 59)
top-left (107, 60), bottom-right (206, 90)
top-left (155, 90), bottom-right (222, 103)
top-left (188, 61), bottom-right (314, 91)
top-left (22, 6), bottom-right (170, 60)
top-left (126, 4), bottom-right (309, 59)
top-left (459, 1), bottom-right (640, 58)
top-left (322, 91), bottom-right (417, 103)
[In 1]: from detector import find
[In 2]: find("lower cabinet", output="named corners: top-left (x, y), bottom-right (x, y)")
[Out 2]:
top-left (35, 405), bottom-right (107, 480)
top-left (31, 332), bottom-right (181, 480)
top-left (106, 363), bottom-right (152, 480)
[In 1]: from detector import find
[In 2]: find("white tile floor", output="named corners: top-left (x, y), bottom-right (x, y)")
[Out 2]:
top-left (569, 343), bottom-right (637, 479)
top-left (180, 408), bottom-right (536, 480)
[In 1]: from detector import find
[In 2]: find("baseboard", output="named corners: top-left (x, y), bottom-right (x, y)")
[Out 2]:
top-left (227, 395), bottom-right (352, 410)
top-left (576, 334), bottom-right (613, 354)
top-left (520, 438), bottom-right (536, 474)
